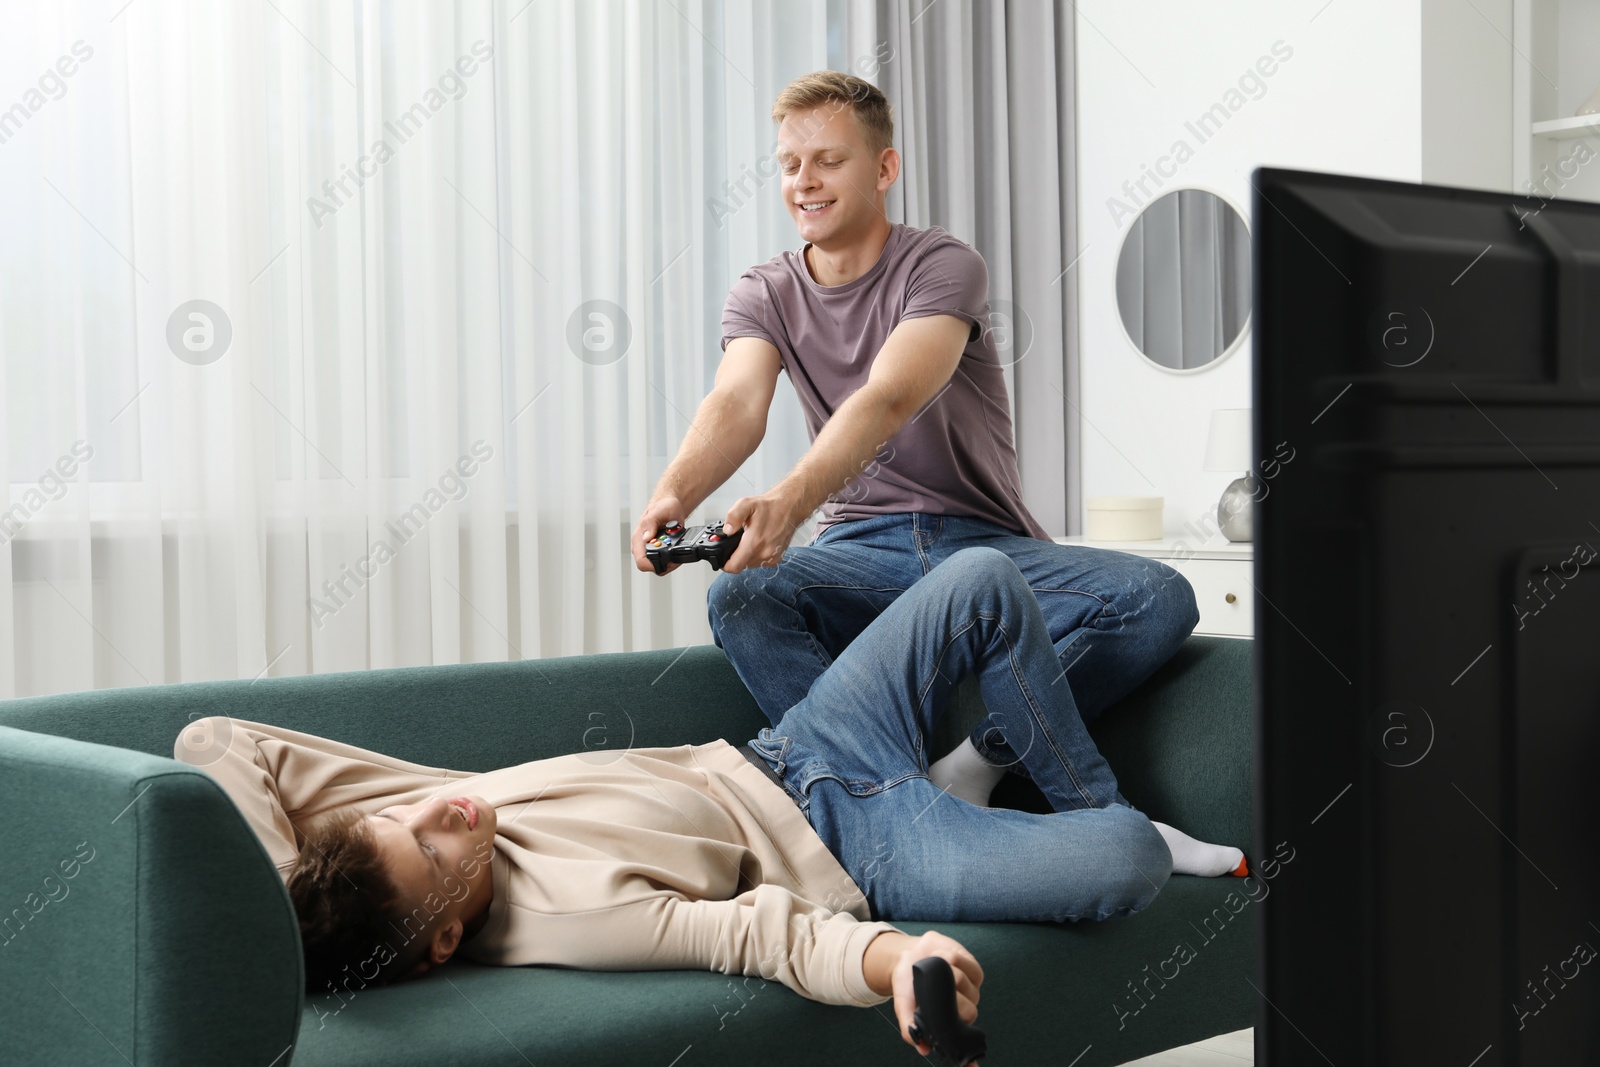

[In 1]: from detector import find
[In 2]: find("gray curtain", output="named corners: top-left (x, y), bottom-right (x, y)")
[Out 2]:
top-left (1115, 189), bottom-right (1251, 370)
top-left (828, 0), bottom-right (1080, 535)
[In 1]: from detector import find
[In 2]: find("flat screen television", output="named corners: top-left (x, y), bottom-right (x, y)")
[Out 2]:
top-left (1252, 166), bottom-right (1600, 1065)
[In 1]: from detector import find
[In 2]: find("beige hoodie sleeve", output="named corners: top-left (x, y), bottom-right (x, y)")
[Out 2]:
top-left (522, 885), bottom-right (898, 1008)
top-left (173, 716), bottom-right (466, 883)
top-left (669, 886), bottom-right (898, 1007)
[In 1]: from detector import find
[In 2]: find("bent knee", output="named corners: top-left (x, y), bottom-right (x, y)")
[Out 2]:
top-left (1105, 810), bottom-right (1173, 916)
top-left (706, 572), bottom-right (751, 639)
top-left (1155, 565), bottom-right (1201, 633)
top-left (706, 567), bottom-right (790, 640)
top-left (940, 546), bottom-right (1024, 589)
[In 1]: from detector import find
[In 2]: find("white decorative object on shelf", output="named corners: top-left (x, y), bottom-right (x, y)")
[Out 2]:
top-left (1580, 82), bottom-right (1600, 116)
top-left (1202, 408), bottom-right (1254, 543)
top-left (1085, 496), bottom-right (1163, 541)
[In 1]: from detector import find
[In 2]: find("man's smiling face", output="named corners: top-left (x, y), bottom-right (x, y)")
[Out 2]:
top-left (776, 103), bottom-right (895, 248)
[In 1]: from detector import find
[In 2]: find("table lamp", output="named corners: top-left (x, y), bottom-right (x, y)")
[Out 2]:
top-left (1203, 408), bottom-right (1253, 542)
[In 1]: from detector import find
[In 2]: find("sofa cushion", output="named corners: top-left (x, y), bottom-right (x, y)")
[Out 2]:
top-left (287, 877), bottom-right (1256, 1067)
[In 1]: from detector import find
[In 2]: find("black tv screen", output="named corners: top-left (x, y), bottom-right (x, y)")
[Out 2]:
top-left (1252, 166), bottom-right (1600, 1065)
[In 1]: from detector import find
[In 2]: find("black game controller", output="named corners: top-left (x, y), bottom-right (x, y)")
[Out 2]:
top-left (909, 956), bottom-right (987, 1067)
top-left (645, 520), bottom-right (743, 575)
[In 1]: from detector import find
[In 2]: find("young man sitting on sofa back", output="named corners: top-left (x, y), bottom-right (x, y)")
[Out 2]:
top-left (177, 549), bottom-right (1246, 1056)
top-left (628, 71), bottom-right (1242, 882)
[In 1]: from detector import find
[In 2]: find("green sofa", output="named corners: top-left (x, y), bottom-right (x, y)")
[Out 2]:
top-left (0, 636), bottom-right (1256, 1066)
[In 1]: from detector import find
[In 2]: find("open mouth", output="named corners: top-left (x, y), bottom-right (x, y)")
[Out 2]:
top-left (798, 200), bottom-right (835, 215)
top-left (448, 798), bottom-right (478, 830)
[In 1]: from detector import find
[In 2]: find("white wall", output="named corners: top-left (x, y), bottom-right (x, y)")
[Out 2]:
top-left (1422, 0), bottom-right (1513, 192)
top-left (1073, 1), bottom-right (1422, 542)
top-left (1554, 0), bottom-right (1600, 118)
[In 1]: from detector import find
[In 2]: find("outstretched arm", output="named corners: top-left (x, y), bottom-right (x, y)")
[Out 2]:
top-left (517, 884), bottom-right (897, 1007)
top-left (720, 313), bottom-right (971, 573)
top-left (525, 886), bottom-right (984, 1056)
top-left (632, 336), bottom-right (783, 572)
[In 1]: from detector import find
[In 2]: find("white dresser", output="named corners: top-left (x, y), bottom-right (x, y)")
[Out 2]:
top-left (1053, 535), bottom-right (1254, 639)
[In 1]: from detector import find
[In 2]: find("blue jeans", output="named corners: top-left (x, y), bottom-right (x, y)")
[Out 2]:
top-left (746, 547), bottom-right (1173, 922)
top-left (710, 513), bottom-right (1200, 774)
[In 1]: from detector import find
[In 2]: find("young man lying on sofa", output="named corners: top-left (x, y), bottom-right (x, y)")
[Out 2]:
top-left (176, 549), bottom-right (1248, 1058)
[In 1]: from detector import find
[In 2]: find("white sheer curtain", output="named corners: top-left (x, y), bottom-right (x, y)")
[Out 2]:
top-left (0, 0), bottom-right (822, 698)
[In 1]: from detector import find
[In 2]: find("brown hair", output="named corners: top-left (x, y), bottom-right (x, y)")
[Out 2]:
top-left (287, 806), bottom-right (434, 993)
top-left (771, 70), bottom-right (894, 156)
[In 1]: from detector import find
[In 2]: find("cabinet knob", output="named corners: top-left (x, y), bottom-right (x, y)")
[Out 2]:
top-left (1225, 592), bottom-right (1237, 604)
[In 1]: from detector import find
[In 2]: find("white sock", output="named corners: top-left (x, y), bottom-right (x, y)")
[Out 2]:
top-left (1151, 820), bottom-right (1247, 877)
top-left (928, 738), bottom-right (1006, 807)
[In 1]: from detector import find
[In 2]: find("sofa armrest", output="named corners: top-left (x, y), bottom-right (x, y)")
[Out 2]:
top-left (0, 725), bottom-right (303, 1065)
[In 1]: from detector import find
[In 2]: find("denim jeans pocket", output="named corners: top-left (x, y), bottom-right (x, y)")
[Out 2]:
top-left (814, 511), bottom-right (909, 547)
top-left (754, 729), bottom-right (883, 800)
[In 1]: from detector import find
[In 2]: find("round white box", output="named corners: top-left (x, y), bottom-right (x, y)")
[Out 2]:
top-left (1085, 496), bottom-right (1163, 541)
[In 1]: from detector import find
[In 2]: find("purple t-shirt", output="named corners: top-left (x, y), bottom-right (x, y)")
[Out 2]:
top-left (720, 222), bottom-right (1049, 540)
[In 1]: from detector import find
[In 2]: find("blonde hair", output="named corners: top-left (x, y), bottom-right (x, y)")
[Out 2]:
top-left (771, 70), bottom-right (894, 156)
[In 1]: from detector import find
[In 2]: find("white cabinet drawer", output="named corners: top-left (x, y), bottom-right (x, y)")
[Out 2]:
top-left (1166, 556), bottom-right (1253, 637)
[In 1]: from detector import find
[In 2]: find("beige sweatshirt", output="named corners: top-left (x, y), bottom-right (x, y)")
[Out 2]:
top-left (173, 718), bottom-right (897, 1007)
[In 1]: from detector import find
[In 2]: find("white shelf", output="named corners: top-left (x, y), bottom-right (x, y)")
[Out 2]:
top-left (1531, 114), bottom-right (1600, 141)
top-left (1514, 0), bottom-right (1600, 193)
top-left (1053, 534), bottom-right (1253, 562)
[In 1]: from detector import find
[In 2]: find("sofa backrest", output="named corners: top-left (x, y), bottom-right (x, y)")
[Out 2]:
top-left (0, 645), bottom-right (771, 771)
top-left (1080, 634), bottom-right (1256, 851)
top-left (2, 636), bottom-right (1254, 855)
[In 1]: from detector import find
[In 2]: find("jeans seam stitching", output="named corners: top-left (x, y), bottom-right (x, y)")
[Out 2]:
top-left (800, 630), bottom-right (832, 676)
top-left (1028, 587), bottom-right (1114, 602)
top-left (788, 583), bottom-right (909, 595)
top-left (994, 615), bottom-right (1099, 808)
top-left (915, 614), bottom-right (983, 712)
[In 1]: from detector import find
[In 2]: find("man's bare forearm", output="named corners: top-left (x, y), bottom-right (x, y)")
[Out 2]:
top-left (775, 381), bottom-right (911, 523)
top-left (651, 390), bottom-right (767, 514)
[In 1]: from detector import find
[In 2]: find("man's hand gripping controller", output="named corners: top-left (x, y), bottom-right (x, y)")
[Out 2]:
top-left (909, 956), bottom-right (987, 1066)
top-left (645, 520), bottom-right (743, 575)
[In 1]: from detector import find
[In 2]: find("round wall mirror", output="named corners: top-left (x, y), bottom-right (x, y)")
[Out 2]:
top-left (1114, 187), bottom-right (1251, 372)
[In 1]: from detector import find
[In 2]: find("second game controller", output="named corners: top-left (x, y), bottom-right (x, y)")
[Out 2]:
top-left (908, 956), bottom-right (987, 1067)
top-left (645, 520), bottom-right (744, 575)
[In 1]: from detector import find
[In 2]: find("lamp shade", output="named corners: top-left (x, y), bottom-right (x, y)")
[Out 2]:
top-left (1203, 408), bottom-right (1252, 472)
